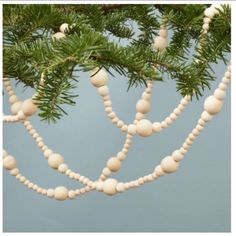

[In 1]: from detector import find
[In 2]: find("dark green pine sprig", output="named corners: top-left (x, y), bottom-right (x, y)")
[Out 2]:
top-left (3, 4), bottom-right (231, 122)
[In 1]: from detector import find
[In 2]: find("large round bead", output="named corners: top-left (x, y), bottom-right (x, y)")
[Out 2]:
top-left (153, 36), bottom-right (168, 51)
top-left (22, 99), bottom-right (37, 116)
top-left (204, 95), bottom-right (223, 115)
top-left (161, 156), bottom-right (179, 173)
top-left (3, 155), bottom-right (17, 170)
top-left (48, 153), bottom-right (64, 169)
top-left (90, 68), bottom-right (108, 87)
top-left (103, 178), bottom-right (118, 196)
top-left (136, 119), bottom-right (153, 137)
top-left (11, 101), bottom-right (22, 115)
top-left (60, 23), bottom-right (69, 33)
top-left (52, 32), bottom-right (65, 40)
top-left (107, 157), bottom-right (122, 172)
top-left (54, 186), bottom-right (68, 201)
top-left (136, 99), bottom-right (151, 114)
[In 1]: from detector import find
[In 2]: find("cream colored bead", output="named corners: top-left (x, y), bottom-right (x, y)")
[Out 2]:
top-left (161, 121), bottom-right (168, 128)
top-left (224, 71), bottom-right (231, 79)
top-left (152, 122), bottom-right (162, 133)
top-left (98, 85), bottom-right (109, 96)
top-left (96, 181), bottom-right (104, 191)
top-left (102, 167), bottom-right (111, 176)
top-left (136, 119), bottom-right (153, 137)
top-left (11, 101), bottom-right (22, 115)
top-left (201, 111), bottom-right (213, 122)
top-left (43, 149), bottom-right (53, 159)
top-left (161, 156), bottom-right (179, 173)
top-left (198, 118), bottom-right (206, 126)
top-left (136, 99), bottom-right (151, 114)
top-left (142, 92), bottom-right (151, 101)
top-left (214, 88), bottom-right (226, 100)
top-left (138, 177), bottom-right (144, 185)
top-left (104, 100), bottom-right (112, 107)
top-left (204, 17), bottom-right (211, 24)
top-left (105, 107), bottom-right (112, 113)
top-left (204, 96), bottom-right (223, 115)
top-left (3, 150), bottom-right (8, 158)
top-left (222, 77), bottom-right (230, 84)
top-left (108, 112), bottom-right (116, 119)
top-left (159, 28), bottom-right (168, 38)
top-left (21, 98), bottom-right (37, 116)
top-left (9, 95), bottom-right (18, 104)
top-left (103, 178), bottom-right (118, 196)
top-left (60, 23), bottom-right (69, 33)
top-left (90, 68), bottom-right (108, 87)
top-left (48, 153), bottom-right (64, 169)
top-left (52, 32), bottom-right (65, 40)
top-left (58, 163), bottom-right (69, 173)
top-left (107, 157), bottom-right (122, 172)
top-left (180, 97), bottom-right (189, 106)
top-left (183, 142), bottom-right (191, 150)
top-left (37, 187), bottom-right (42, 193)
top-left (170, 113), bottom-right (177, 120)
top-left (204, 8), bottom-right (215, 18)
top-left (54, 186), bottom-right (68, 201)
top-left (202, 23), bottom-right (209, 30)
top-left (10, 168), bottom-right (19, 176)
top-left (180, 147), bottom-right (187, 155)
top-left (117, 120), bottom-right (124, 128)
top-left (219, 83), bottom-right (227, 90)
top-left (3, 155), bottom-right (17, 170)
top-left (172, 150), bottom-right (184, 162)
top-left (47, 188), bottom-right (54, 197)
top-left (154, 165), bottom-right (166, 176)
top-left (68, 190), bottom-right (76, 199)
top-left (116, 183), bottom-right (125, 192)
top-left (112, 117), bottom-right (119, 124)
top-left (33, 184), bottom-right (38, 190)
top-left (196, 124), bottom-right (204, 131)
top-left (127, 124), bottom-right (136, 135)
top-left (154, 36), bottom-right (168, 51)
top-left (121, 125), bottom-right (128, 132)
top-left (192, 129), bottom-right (200, 136)
top-left (165, 117), bottom-right (173, 125)
top-left (135, 112), bottom-right (145, 120)
top-left (173, 108), bottom-right (181, 116)
top-left (117, 152), bottom-right (126, 161)
top-left (69, 172), bottom-right (75, 179)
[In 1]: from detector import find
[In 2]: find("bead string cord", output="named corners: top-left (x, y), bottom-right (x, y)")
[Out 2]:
top-left (3, 4), bottom-right (231, 200)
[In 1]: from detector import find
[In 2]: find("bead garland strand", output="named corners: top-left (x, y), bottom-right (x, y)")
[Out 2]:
top-left (3, 4), bottom-right (230, 200)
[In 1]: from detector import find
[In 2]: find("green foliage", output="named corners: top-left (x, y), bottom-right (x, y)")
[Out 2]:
top-left (3, 4), bottom-right (231, 122)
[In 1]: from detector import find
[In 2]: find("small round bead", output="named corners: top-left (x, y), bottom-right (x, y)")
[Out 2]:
top-left (3, 150), bottom-right (8, 158)
top-left (21, 99), bottom-right (37, 116)
top-left (159, 28), bottom-right (168, 38)
top-left (52, 32), bottom-right (65, 40)
top-left (60, 23), bottom-right (69, 33)
top-left (121, 125), bottom-right (128, 132)
top-left (170, 113), bottom-right (177, 120)
top-left (142, 92), bottom-right (151, 101)
top-left (33, 184), bottom-right (38, 191)
top-left (112, 117), bottom-right (119, 124)
top-left (204, 96), bottom-right (223, 115)
top-left (103, 178), bottom-right (118, 196)
top-left (173, 108), bottom-right (181, 116)
top-left (196, 124), bottom-right (204, 131)
top-left (204, 17), bottom-right (211, 24)
top-left (68, 190), bottom-right (76, 199)
top-left (204, 8), bottom-right (215, 18)
top-left (161, 121), bottom-right (168, 128)
top-left (152, 122), bottom-right (162, 133)
top-left (198, 118), bottom-right (206, 126)
top-left (136, 119), bottom-right (153, 137)
top-left (108, 112), bottom-right (116, 119)
top-left (224, 71), bottom-right (231, 79)
top-left (136, 99), bottom-right (151, 114)
top-left (102, 167), bottom-right (111, 176)
top-left (165, 117), bottom-right (173, 125)
top-left (116, 183), bottom-right (125, 192)
top-left (9, 95), bottom-right (18, 104)
top-left (10, 168), bottom-right (19, 176)
top-left (104, 100), bottom-right (112, 107)
top-left (161, 156), bottom-right (179, 173)
top-left (201, 111), bottom-right (214, 122)
top-left (202, 23), bottom-right (209, 30)
top-left (214, 88), bottom-right (226, 100)
top-left (48, 153), bottom-right (64, 169)
top-left (3, 155), bottom-right (17, 170)
top-left (117, 120), bottom-right (124, 128)
top-left (154, 165), bottom-right (166, 176)
top-left (69, 172), bottom-right (75, 179)
top-left (172, 150), bottom-right (184, 162)
top-left (90, 68), bottom-right (108, 87)
top-left (98, 86), bottom-right (109, 96)
top-left (54, 186), bottom-right (68, 201)
top-left (107, 157), bottom-right (122, 172)
top-left (222, 77), bottom-right (230, 84)
top-left (154, 36), bottom-right (168, 51)
top-left (96, 181), bottom-right (104, 191)
top-left (20, 176), bottom-right (26, 182)
top-left (117, 152), bottom-right (126, 161)
top-left (180, 147), bottom-right (187, 155)
top-left (105, 107), bottom-right (112, 113)
top-left (42, 189), bottom-right (47, 195)
top-left (180, 97), bottom-right (189, 106)
top-left (127, 124), bottom-right (136, 135)
top-left (11, 101), bottom-right (22, 115)
top-left (43, 149), bottom-right (53, 159)
top-left (58, 163), bottom-right (69, 173)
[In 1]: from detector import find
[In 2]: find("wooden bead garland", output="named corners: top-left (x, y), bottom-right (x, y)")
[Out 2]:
top-left (3, 9), bottom-right (231, 200)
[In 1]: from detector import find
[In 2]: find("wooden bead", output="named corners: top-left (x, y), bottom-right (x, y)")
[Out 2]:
top-left (224, 71), bottom-right (231, 79)
top-left (135, 112), bottom-right (145, 120)
top-left (136, 99), bottom-right (151, 114)
top-left (202, 23), bottom-right (209, 30)
top-left (170, 113), bottom-right (177, 120)
top-left (204, 8), bottom-right (215, 18)
top-left (116, 183), bottom-right (125, 192)
top-left (108, 112), bottom-right (116, 119)
top-left (201, 111), bottom-right (213, 122)
top-left (172, 150), bottom-right (184, 162)
top-left (43, 149), bottom-right (53, 158)
top-left (68, 190), bottom-right (76, 199)
top-left (173, 108), bottom-right (181, 116)
top-left (105, 107), bottom-right (112, 113)
top-left (22, 99), bottom-right (37, 116)
top-left (104, 100), bottom-right (112, 107)
top-left (159, 28), bottom-right (168, 38)
top-left (117, 152), bottom-right (126, 161)
top-left (54, 186), bottom-right (68, 201)
top-left (180, 97), bottom-right (189, 106)
top-left (180, 147), bottom-right (187, 155)
top-left (165, 117), bottom-right (173, 125)
top-left (11, 101), bottom-right (22, 115)
top-left (3, 155), bottom-right (17, 170)
top-left (219, 83), bottom-right (227, 90)
top-left (9, 95), bottom-right (18, 104)
top-left (204, 96), bottom-right (223, 115)
top-left (107, 157), bottom-right (122, 172)
top-left (96, 181), bottom-right (104, 191)
top-left (52, 32), bottom-right (65, 40)
top-left (198, 118), bottom-right (206, 126)
top-left (214, 88), bottom-right (226, 100)
top-left (154, 36), bottom-right (168, 51)
top-left (98, 85), bottom-right (109, 96)
top-left (103, 178), bottom-right (118, 196)
top-left (204, 17), bottom-right (211, 24)
top-left (102, 167), bottom-right (111, 176)
top-left (152, 122), bottom-right (162, 132)
top-left (112, 117), bottom-right (118, 124)
top-left (161, 121), bottom-right (168, 128)
top-left (136, 119), bottom-right (153, 137)
top-left (3, 150), bottom-right (8, 158)
top-left (60, 23), bottom-right (69, 33)
top-left (121, 125), bottom-right (128, 132)
top-left (90, 68), bottom-right (108, 87)
top-left (48, 153), bottom-right (64, 169)
top-left (127, 124), bottom-right (136, 135)
top-left (161, 156), bottom-right (179, 173)
top-left (142, 92), bottom-right (151, 101)
top-left (58, 163), bottom-right (69, 173)
top-left (117, 120), bottom-right (124, 128)
top-left (154, 165), bottom-right (166, 176)
top-left (10, 168), bottom-right (19, 176)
